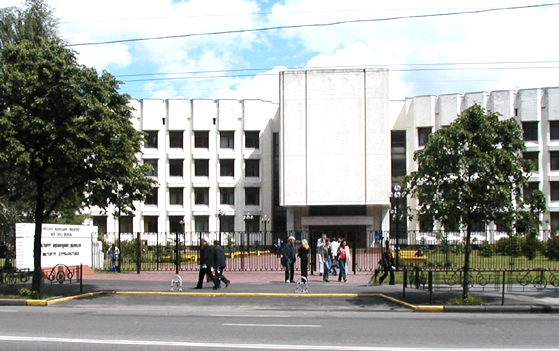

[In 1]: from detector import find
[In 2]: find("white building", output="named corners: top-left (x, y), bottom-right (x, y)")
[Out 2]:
top-left (88, 68), bottom-right (559, 246)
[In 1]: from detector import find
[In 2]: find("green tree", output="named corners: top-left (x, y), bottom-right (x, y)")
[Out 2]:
top-left (0, 38), bottom-right (156, 294)
top-left (0, 0), bottom-right (59, 49)
top-left (405, 104), bottom-right (545, 299)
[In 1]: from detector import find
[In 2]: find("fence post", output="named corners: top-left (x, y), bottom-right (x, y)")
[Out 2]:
top-left (403, 268), bottom-right (407, 298)
top-left (429, 270), bottom-right (433, 305)
top-left (501, 270), bottom-right (506, 306)
top-left (136, 232), bottom-right (141, 274)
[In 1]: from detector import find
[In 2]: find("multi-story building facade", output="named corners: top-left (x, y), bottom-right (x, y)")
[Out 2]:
top-left (87, 68), bottom-right (559, 247)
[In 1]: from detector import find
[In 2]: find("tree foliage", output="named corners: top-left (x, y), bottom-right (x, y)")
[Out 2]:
top-left (0, 38), bottom-right (156, 292)
top-left (405, 104), bottom-right (546, 298)
top-left (0, 0), bottom-right (59, 49)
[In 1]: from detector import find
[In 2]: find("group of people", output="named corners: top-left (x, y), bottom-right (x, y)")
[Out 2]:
top-left (316, 234), bottom-right (351, 282)
top-left (194, 238), bottom-right (231, 290)
top-left (279, 234), bottom-right (351, 283)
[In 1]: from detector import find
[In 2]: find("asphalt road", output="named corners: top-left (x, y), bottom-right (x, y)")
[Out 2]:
top-left (0, 296), bottom-right (558, 351)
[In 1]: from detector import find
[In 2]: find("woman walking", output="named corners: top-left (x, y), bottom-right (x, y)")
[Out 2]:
top-left (298, 239), bottom-right (310, 279)
top-left (337, 240), bottom-right (351, 282)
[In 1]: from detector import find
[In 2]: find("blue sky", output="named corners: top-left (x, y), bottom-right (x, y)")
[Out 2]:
top-left (5, 0), bottom-right (559, 102)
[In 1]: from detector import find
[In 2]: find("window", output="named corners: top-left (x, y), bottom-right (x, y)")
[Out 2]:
top-left (194, 159), bottom-right (209, 176)
top-left (144, 159), bottom-right (158, 176)
top-left (419, 217), bottom-right (434, 232)
top-left (522, 122), bottom-right (538, 141)
top-left (220, 159), bottom-right (234, 177)
top-left (244, 215), bottom-right (260, 232)
top-left (245, 131), bottom-right (260, 149)
top-left (169, 159), bottom-right (184, 177)
top-left (194, 188), bottom-right (209, 205)
top-left (194, 131), bottom-right (209, 148)
top-left (119, 216), bottom-right (133, 233)
top-left (169, 216), bottom-right (184, 233)
top-left (145, 187), bottom-right (158, 205)
top-left (418, 127), bottom-right (432, 146)
top-left (144, 131), bottom-right (158, 148)
top-left (220, 188), bottom-right (235, 205)
top-left (144, 216), bottom-right (158, 232)
top-left (551, 212), bottom-right (559, 232)
top-left (551, 152), bottom-right (559, 171)
top-left (551, 121), bottom-right (559, 140)
top-left (245, 187), bottom-right (260, 206)
top-left (195, 216), bottom-right (209, 232)
top-left (523, 152), bottom-right (539, 171)
top-left (524, 182), bottom-right (539, 200)
top-left (93, 216), bottom-right (107, 234)
top-left (245, 159), bottom-right (260, 177)
top-left (220, 131), bottom-right (234, 149)
top-left (551, 182), bottom-right (559, 201)
top-left (220, 216), bottom-right (234, 232)
top-left (169, 188), bottom-right (184, 205)
top-left (470, 221), bottom-right (486, 232)
top-left (169, 131), bottom-right (183, 148)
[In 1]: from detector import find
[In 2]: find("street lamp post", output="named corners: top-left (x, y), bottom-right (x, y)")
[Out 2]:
top-left (388, 185), bottom-right (407, 270)
top-left (261, 215), bottom-right (270, 246)
top-left (216, 210), bottom-right (225, 244)
top-left (242, 214), bottom-right (253, 270)
top-left (176, 219), bottom-right (185, 274)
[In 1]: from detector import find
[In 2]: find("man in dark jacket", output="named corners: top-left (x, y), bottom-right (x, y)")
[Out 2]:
top-left (281, 236), bottom-right (296, 283)
top-left (194, 238), bottom-right (220, 290)
top-left (213, 240), bottom-right (230, 288)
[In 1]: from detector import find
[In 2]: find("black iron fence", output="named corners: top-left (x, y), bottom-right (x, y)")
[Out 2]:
top-left (95, 230), bottom-right (559, 273)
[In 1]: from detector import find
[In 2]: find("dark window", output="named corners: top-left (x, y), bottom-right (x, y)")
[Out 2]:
top-left (391, 130), bottom-right (406, 184)
top-left (220, 131), bottom-right (234, 149)
top-left (220, 216), bottom-right (234, 232)
top-left (169, 188), bottom-right (183, 205)
top-left (524, 182), bottom-right (539, 200)
top-left (145, 187), bottom-right (158, 205)
top-left (194, 159), bottom-right (209, 176)
top-left (119, 216), bottom-right (133, 233)
top-left (470, 221), bottom-right (486, 232)
top-left (169, 216), bottom-right (184, 233)
top-left (418, 127), bottom-right (432, 146)
top-left (144, 131), bottom-right (158, 148)
top-left (194, 188), bottom-right (209, 205)
top-left (169, 159), bottom-right (183, 177)
top-left (522, 122), bottom-right (538, 141)
top-left (194, 131), bottom-right (209, 148)
top-left (220, 188), bottom-right (235, 205)
top-left (169, 131), bottom-right (183, 148)
top-left (144, 159), bottom-right (158, 176)
top-left (419, 217), bottom-right (434, 232)
top-left (245, 159), bottom-right (260, 177)
top-left (245, 131), bottom-right (260, 149)
top-left (195, 216), bottom-right (209, 232)
top-left (245, 188), bottom-right (260, 206)
top-left (551, 212), bottom-right (559, 232)
top-left (244, 215), bottom-right (260, 232)
top-left (220, 159), bottom-right (234, 177)
top-left (93, 216), bottom-right (107, 235)
top-left (523, 152), bottom-right (539, 172)
top-left (551, 182), bottom-right (559, 201)
top-left (144, 216), bottom-right (158, 232)
top-left (551, 121), bottom-right (559, 140)
top-left (551, 152), bottom-right (559, 171)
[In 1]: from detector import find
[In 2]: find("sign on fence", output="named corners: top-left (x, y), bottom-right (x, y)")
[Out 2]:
top-left (15, 223), bottom-right (98, 270)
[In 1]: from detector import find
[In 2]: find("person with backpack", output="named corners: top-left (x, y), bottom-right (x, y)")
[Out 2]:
top-left (378, 244), bottom-right (395, 285)
top-left (107, 243), bottom-right (120, 272)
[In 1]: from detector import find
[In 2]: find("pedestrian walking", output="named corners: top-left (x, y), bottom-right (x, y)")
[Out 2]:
top-left (297, 239), bottom-right (310, 279)
top-left (107, 243), bottom-right (120, 272)
top-left (316, 234), bottom-right (327, 276)
top-left (281, 236), bottom-right (296, 283)
top-left (378, 244), bottom-right (395, 285)
top-left (194, 238), bottom-right (220, 290)
top-left (322, 238), bottom-right (332, 282)
top-left (337, 240), bottom-right (351, 282)
top-left (213, 240), bottom-right (230, 288)
top-left (330, 237), bottom-right (340, 276)
top-left (274, 238), bottom-right (282, 257)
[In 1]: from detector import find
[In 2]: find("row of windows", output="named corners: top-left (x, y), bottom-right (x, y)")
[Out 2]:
top-left (525, 181), bottom-right (559, 201)
top-left (417, 121), bottom-right (559, 147)
top-left (144, 159), bottom-right (260, 178)
top-left (144, 131), bottom-right (260, 150)
top-left (145, 187), bottom-right (260, 206)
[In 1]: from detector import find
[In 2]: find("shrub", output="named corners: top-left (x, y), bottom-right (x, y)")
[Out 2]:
top-left (495, 237), bottom-right (522, 257)
top-left (478, 242), bottom-right (494, 258)
top-left (543, 235), bottom-right (559, 261)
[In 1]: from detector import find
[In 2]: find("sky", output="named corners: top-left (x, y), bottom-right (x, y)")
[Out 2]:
top-left (4, 0), bottom-right (559, 102)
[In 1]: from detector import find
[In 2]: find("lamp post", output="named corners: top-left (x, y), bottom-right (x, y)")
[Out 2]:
top-left (388, 185), bottom-right (407, 269)
top-left (261, 215), bottom-right (270, 246)
top-left (216, 210), bottom-right (225, 244)
top-left (242, 214), bottom-right (253, 270)
top-left (176, 219), bottom-right (185, 274)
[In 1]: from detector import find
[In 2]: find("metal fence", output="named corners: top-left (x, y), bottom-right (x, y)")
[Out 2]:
top-left (95, 230), bottom-right (559, 273)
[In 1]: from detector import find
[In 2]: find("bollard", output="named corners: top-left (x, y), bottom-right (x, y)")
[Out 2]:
top-left (296, 277), bottom-right (308, 293)
top-left (171, 275), bottom-right (183, 291)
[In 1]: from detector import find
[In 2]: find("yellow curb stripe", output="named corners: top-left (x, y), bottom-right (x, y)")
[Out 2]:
top-left (377, 294), bottom-right (445, 312)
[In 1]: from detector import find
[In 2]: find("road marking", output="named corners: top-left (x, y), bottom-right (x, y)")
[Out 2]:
top-left (0, 336), bottom-right (558, 350)
top-left (0, 310), bottom-right (17, 313)
top-left (223, 323), bottom-right (320, 328)
top-left (211, 314), bottom-right (291, 318)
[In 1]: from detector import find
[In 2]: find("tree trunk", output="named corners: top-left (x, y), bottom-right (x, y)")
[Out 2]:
top-left (31, 183), bottom-right (45, 297)
top-left (462, 224), bottom-right (472, 300)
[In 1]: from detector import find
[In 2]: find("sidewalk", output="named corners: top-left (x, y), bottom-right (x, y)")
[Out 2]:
top-left (1, 270), bottom-right (558, 312)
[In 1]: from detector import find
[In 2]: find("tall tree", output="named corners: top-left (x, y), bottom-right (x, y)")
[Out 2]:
top-left (0, 38), bottom-right (156, 294)
top-left (404, 104), bottom-right (546, 299)
top-left (0, 0), bottom-right (59, 49)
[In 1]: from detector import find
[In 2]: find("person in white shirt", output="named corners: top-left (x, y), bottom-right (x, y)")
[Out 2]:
top-left (316, 234), bottom-right (327, 276)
